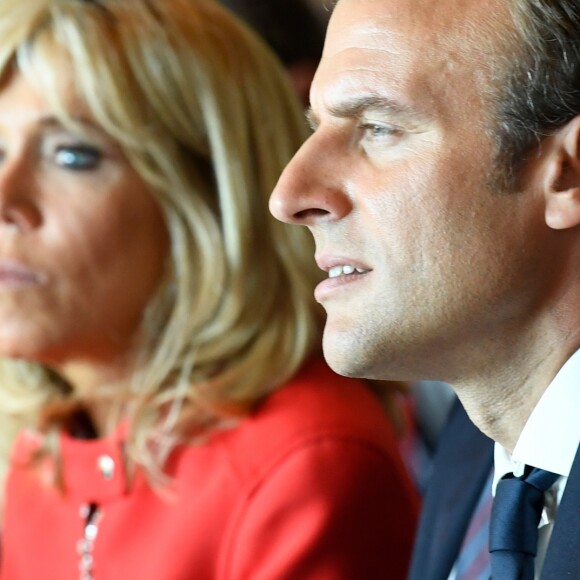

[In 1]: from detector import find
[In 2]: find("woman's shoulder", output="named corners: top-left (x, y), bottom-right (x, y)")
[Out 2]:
top-left (219, 357), bottom-right (403, 481)
top-left (257, 357), bottom-right (393, 430)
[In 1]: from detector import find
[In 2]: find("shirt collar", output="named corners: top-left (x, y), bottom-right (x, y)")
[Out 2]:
top-left (494, 347), bottom-right (580, 488)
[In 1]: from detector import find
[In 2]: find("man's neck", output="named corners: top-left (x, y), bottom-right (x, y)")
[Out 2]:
top-left (452, 343), bottom-right (573, 452)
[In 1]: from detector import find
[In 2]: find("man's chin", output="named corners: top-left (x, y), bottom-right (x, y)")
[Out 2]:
top-left (322, 332), bottom-right (375, 379)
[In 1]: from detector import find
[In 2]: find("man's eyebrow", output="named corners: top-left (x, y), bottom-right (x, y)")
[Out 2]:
top-left (306, 95), bottom-right (421, 129)
top-left (330, 95), bottom-right (415, 118)
top-left (305, 108), bottom-right (318, 129)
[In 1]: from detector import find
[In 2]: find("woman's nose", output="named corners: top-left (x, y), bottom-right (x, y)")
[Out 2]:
top-left (0, 157), bottom-right (43, 233)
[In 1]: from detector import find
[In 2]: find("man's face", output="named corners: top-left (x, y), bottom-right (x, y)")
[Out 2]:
top-left (270, 0), bottom-right (558, 381)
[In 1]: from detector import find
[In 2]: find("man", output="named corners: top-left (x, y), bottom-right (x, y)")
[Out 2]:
top-left (269, 0), bottom-right (580, 578)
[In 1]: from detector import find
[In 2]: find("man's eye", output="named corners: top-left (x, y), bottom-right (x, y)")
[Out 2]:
top-left (55, 146), bottom-right (102, 170)
top-left (360, 123), bottom-right (401, 140)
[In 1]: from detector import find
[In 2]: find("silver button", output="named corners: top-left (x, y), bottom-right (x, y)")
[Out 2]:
top-left (79, 503), bottom-right (91, 519)
top-left (97, 454), bottom-right (115, 480)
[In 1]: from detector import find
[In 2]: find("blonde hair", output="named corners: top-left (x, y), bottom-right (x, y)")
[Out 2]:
top-left (0, 0), bottom-right (323, 481)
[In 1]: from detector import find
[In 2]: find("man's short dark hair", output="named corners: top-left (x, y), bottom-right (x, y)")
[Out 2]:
top-left (496, 0), bottom-right (580, 178)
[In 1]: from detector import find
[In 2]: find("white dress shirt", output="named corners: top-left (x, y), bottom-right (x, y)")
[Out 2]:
top-left (493, 347), bottom-right (580, 579)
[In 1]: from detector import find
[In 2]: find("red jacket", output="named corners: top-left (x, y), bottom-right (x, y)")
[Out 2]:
top-left (2, 359), bottom-right (419, 579)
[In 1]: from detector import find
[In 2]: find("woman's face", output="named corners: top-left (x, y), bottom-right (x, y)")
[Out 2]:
top-left (0, 67), bottom-right (170, 371)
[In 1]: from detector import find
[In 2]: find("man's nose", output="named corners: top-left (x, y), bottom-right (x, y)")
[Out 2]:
top-left (269, 131), bottom-right (353, 226)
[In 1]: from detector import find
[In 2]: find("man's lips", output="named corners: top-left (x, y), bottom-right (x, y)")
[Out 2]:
top-left (315, 255), bottom-right (372, 278)
top-left (327, 264), bottom-right (370, 279)
top-left (314, 255), bottom-right (372, 301)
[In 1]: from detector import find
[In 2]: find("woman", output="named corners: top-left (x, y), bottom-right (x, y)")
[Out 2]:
top-left (0, 0), bottom-right (419, 578)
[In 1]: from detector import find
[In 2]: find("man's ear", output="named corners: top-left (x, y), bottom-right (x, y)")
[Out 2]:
top-left (544, 115), bottom-right (580, 230)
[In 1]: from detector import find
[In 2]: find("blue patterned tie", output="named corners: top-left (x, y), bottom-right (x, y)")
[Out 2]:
top-left (489, 466), bottom-right (560, 579)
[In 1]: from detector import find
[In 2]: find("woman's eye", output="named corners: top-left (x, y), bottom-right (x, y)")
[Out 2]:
top-left (55, 145), bottom-right (102, 170)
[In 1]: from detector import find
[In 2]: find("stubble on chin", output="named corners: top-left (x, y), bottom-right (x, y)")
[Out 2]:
top-left (321, 323), bottom-right (385, 380)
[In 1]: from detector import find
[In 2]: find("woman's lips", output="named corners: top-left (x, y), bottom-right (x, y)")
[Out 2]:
top-left (0, 260), bottom-right (46, 288)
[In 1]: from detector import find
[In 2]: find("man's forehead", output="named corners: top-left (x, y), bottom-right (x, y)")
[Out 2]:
top-left (320, 0), bottom-right (512, 90)
top-left (327, 0), bottom-right (511, 49)
top-left (332, 0), bottom-right (508, 15)
top-left (311, 0), bottom-right (512, 126)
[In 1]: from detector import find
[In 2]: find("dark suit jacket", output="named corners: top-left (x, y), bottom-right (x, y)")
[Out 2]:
top-left (408, 400), bottom-right (493, 580)
top-left (408, 400), bottom-right (580, 580)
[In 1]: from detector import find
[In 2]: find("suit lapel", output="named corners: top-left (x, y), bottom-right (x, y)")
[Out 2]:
top-left (541, 441), bottom-right (580, 579)
top-left (408, 400), bottom-right (494, 580)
